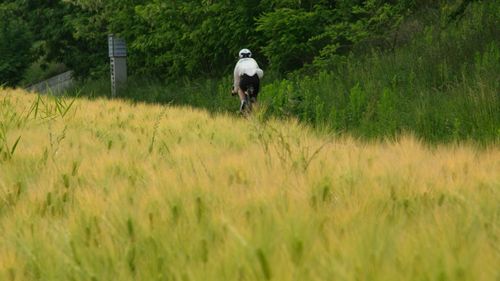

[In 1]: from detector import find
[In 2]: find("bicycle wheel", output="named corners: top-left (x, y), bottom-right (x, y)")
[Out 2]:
top-left (245, 86), bottom-right (254, 112)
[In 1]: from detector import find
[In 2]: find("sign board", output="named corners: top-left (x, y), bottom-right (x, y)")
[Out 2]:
top-left (108, 35), bottom-right (127, 58)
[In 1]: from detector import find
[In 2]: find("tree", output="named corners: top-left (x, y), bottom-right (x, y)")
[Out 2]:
top-left (0, 0), bottom-right (422, 84)
top-left (0, 3), bottom-right (34, 86)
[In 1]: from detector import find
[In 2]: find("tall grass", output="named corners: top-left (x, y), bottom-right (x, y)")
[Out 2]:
top-left (1, 89), bottom-right (499, 281)
top-left (261, 1), bottom-right (499, 143)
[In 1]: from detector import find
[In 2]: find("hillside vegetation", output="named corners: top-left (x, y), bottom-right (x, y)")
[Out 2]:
top-left (70, 0), bottom-right (499, 143)
top-left (1, 89), bottom-right (499, 281)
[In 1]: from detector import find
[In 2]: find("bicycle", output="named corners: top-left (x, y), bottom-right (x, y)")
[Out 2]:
top-left (241, 85), bottom-right (256, 115)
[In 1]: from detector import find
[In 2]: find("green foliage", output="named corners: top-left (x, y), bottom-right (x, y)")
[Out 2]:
top-left (314, 0), bottom-right (413, 67)
top-left (256, 8), bottom-right (332, 72)
top-left (257, 0), bottom-right (499, 142)
top-left (39, 0), bottom-right (109, 78)
top-left (20, 62), bottom-right (67, 87)
top-left (0, 3), bottom-right (34, 86)
top-left (129, 1), bottom-right (263, 78)
top-left (7, 0), bottom-right (419, 83)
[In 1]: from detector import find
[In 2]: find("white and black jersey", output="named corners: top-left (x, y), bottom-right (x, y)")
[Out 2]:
top-left (233, 58), bottom-right (264, 91)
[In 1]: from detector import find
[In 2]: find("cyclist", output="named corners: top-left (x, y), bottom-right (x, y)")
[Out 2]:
top-left (231, 48), bottom-right (264, 112)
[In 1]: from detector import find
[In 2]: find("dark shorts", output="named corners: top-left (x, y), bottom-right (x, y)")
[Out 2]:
top-left (239, 74), bottom-right (260, 98)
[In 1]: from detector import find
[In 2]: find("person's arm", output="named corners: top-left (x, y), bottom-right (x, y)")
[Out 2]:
top-left (256, 68), bottom-right (264, 79)
top-left (233, 63), bottom-right (240, 93)
top-left (254, 59), bottom-right (264, 79)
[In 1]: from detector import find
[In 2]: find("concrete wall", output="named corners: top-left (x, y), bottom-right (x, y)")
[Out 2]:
top-left (26, 71), bottom-right (74, 95)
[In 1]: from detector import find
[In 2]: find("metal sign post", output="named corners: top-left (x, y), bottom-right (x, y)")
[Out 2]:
top-left (108, 34), bottom-right (127, 97)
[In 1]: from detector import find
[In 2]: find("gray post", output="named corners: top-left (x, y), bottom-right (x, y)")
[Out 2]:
top-left (108, 34), bottom-right (127, 97)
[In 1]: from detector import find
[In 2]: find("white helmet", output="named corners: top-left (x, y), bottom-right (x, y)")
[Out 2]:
top-left (239, 48), bottom-right (252, 59)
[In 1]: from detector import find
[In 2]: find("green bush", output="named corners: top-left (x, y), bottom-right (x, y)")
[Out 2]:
top-left (0, 4), bottom-right (34, 86)
top-left (257, 0), bottom-right (499, 142)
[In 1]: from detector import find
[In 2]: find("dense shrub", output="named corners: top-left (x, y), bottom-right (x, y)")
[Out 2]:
top-left (0, 4), bottom-right (33, 86)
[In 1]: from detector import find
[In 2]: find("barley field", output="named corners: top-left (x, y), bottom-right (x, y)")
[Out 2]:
top-left (0, 89), bottom-right (499, 281)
